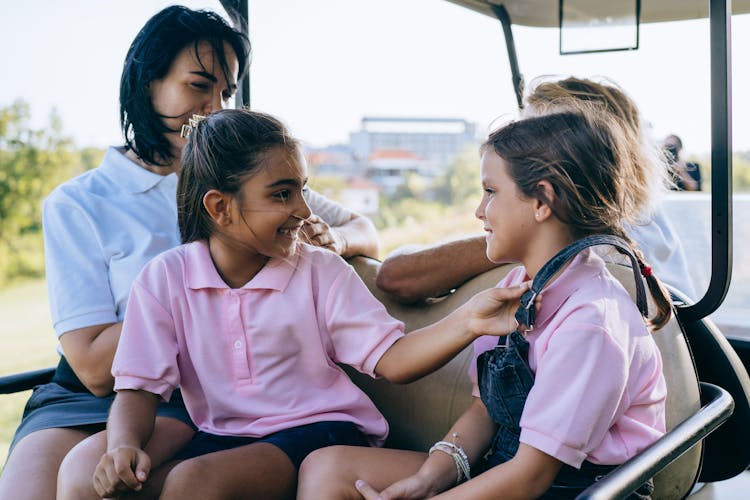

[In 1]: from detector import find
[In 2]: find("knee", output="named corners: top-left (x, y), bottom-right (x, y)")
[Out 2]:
top-left (161, 458), bottom-right (215, 499)
top-left (57, 447), bottom-right (98, 500)
top-left (298, 446), bottom-right (356, 499)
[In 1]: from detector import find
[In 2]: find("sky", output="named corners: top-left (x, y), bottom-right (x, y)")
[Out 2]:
top-left (3, 0), bottom-right (750, 156)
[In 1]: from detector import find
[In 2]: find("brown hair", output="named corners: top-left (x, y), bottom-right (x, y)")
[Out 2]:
top-left (177, 109), bottom-right (300, 244)
top-left (483, 112), bottom-right (672, 330)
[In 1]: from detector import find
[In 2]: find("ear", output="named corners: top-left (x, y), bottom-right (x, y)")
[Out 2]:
top-left (203, 189), bottom-right (233, 226)
top-left (533, 180), bottom-right (556, 222)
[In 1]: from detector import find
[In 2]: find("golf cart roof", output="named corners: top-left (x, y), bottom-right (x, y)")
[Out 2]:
top-left (446, 0), bottom-right (750, 27)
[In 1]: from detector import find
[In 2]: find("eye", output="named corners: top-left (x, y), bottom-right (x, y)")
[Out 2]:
top-left (484, 187), bottom-right (495, 196)
top-left (190, 82), bottom-right (210, 91)
top-left (273, 189), bottom-right (291, 202)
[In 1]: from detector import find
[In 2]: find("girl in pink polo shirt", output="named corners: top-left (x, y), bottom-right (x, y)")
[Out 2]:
top-left (91, 109), bottom-right (533, 499)
top-left (298, 112), bottom-right (671, 499)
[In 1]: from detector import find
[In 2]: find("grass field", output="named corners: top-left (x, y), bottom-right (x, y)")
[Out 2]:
top-left (0, 280), bottom-right (59, 467)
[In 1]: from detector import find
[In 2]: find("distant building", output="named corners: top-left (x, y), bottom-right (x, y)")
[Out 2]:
top-left (304, 116), bottom-right (478, 204)
top-left (349, 117), bottom-right (477, 173)
top-left (305, 148), bottom-right (360, 177)
top-left (340, 177), bottom-right (380, 216)
top-left (366, 149), bottom-right (424, 195)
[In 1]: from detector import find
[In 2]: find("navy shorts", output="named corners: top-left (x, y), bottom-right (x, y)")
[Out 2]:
top-left (10, 357), bottom-right (194, 452)
top-left (175, 421), bottom-right (369, 469)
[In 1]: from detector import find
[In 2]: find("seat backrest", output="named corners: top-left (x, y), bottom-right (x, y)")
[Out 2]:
top-left (345, 257), bottom-right (703, 500)
top-left (671, 288), bottom-right (750, 482)
top-left (343, 257), bottom-right (512, 450)
top-left (607, 265), bottom-right (702, 499)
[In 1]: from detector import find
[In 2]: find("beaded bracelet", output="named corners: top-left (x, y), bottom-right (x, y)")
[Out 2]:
top-left (428, 440), bottom-right (471, 484)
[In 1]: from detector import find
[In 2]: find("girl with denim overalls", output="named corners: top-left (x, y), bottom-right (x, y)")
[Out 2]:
top-left (299, 111), bottom-right (672, 499)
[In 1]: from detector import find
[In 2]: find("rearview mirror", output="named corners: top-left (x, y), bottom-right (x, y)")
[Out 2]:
top-left (559, 0), bottom-right (640, 55)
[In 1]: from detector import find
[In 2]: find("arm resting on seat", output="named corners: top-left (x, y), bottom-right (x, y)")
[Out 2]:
top-left (576, 382), bottom-right (734, 500)
top-left (0, 366), bottom-right (56, 394)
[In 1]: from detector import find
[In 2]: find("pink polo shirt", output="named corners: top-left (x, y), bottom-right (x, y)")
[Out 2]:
top-left (113, 241), bottom-right (404, 445)
top-left (469, 249), bottom-right (666, 468)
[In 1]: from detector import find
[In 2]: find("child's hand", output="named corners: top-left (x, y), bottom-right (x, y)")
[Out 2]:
top-left (465, 281), bottom-right (533, 337)
top-left (92, 445), bottom-right (151, 497)
top-left (355, 474), bottom-right (439, 500)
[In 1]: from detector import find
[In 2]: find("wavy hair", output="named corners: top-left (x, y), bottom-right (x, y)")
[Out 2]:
top-left (483, 112), bottom-right (672, 330)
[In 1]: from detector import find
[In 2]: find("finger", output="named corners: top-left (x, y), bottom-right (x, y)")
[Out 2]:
top-left (112, 454), bottom-right (142, 491)
top-left (93, 472), bottom-right (108, 498)
top-left (491, 281), bottom-right (531, 300)
top-left (103, 462), bottom-right (123, 494)
top-left (301, 223), bottom-right (320, 238)
top-left (355, 479), bottom-right (382, 500)
top-left (134, 451), bottom-right (151, 484)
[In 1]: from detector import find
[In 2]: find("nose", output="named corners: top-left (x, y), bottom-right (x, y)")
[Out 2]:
top-left (299, 198), bottom-right (312, 221)
top-left (475, 197), bottom-right (487, 220)
top-left (295, 192), bottom-right (312, 221)
top-left (204, 90), bottom-right (225, 115)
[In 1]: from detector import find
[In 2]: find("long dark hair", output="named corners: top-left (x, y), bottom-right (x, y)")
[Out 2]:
top-left (178, 109), bottom-right (300, 244)
top-left (483, 112), bottom-right (672, 330)
top-left (120, 5), bottom-right (250, 166)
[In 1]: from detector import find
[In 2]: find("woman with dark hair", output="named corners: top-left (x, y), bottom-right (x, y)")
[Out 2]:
top-left (0, 6), bottom-right (376, 499)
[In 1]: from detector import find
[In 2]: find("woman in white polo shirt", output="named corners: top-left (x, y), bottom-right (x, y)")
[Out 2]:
top-left (0, 6), bottom-right (378, 500)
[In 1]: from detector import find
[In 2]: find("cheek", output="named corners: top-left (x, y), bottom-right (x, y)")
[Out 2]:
top-left (485, 198), bottom-right (504, 223)
top-left (152, 86), bottom-right (193, 120)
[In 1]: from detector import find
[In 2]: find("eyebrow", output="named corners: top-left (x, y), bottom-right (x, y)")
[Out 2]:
top-left (266, 177), bottom-right (308, 189)
top-left (190, 71), bottom-right (218, 83)
top-left (190, 71), bottom-right (238, 90)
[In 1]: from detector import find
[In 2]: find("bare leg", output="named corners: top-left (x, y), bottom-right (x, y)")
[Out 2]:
top-left (160, 442), bottom-right (297, 500)
top-left (0, 427), bottom-right (93, 500)
top-left (57, 417), bottom-right (194, 500)
top-left (297, 445), bottom-right (427, 500)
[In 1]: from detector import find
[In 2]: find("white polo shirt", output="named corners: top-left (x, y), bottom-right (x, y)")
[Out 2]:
top-left (624, 209), bottom-right (697, 300)
top-left (44, 147), bottom-right (354, 340)
top-left (44, 147), bottom-right (181, 338)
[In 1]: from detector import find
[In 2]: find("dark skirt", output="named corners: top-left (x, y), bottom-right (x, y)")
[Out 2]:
top-left (9, 356), bottom-right (193, 452)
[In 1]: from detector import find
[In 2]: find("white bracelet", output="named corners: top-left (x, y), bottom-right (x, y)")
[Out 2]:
top-left (429, 441), bottom-right (471, 484)
top-left (429, 444), bottom-right (462, 485)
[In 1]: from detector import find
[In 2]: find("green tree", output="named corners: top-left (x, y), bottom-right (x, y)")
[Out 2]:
top-left (432, 146), bottom-right (481, 208)
top-left (0, 100), bottom-right (76, 286)
top-left (307, 174), bottom-right (347, 200)
top-left (690, 150), bottom-right (750, 193)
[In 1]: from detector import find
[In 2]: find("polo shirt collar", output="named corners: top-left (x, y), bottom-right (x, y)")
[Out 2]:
top-left (530, 248), bottom-right (603, 328)
top-left (100, 147), bottom-right (177, 194)
top-left (184, 240), bottom-right (298, 292)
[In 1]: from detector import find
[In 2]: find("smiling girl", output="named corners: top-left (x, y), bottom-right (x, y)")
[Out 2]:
top-left (298, 112), bottom-right (670, 500)
top-left (0, 6), bottom-right (381, 500)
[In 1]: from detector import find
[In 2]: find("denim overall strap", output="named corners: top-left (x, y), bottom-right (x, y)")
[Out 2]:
top-left (478, 329), bottom-right (534, 465)
top-left (515, 234), bottom-right (648, 330)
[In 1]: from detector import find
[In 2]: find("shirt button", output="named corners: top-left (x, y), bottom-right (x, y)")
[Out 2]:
top-left (234, 340), bottom-right (242, 349)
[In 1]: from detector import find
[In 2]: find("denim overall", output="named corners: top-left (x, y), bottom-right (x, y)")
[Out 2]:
top-left (477, 235), bottom-right (655, 499)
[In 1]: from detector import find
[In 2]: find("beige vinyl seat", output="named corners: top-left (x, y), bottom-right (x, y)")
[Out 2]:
top-left (345, 256), bottom-right (705, 500)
